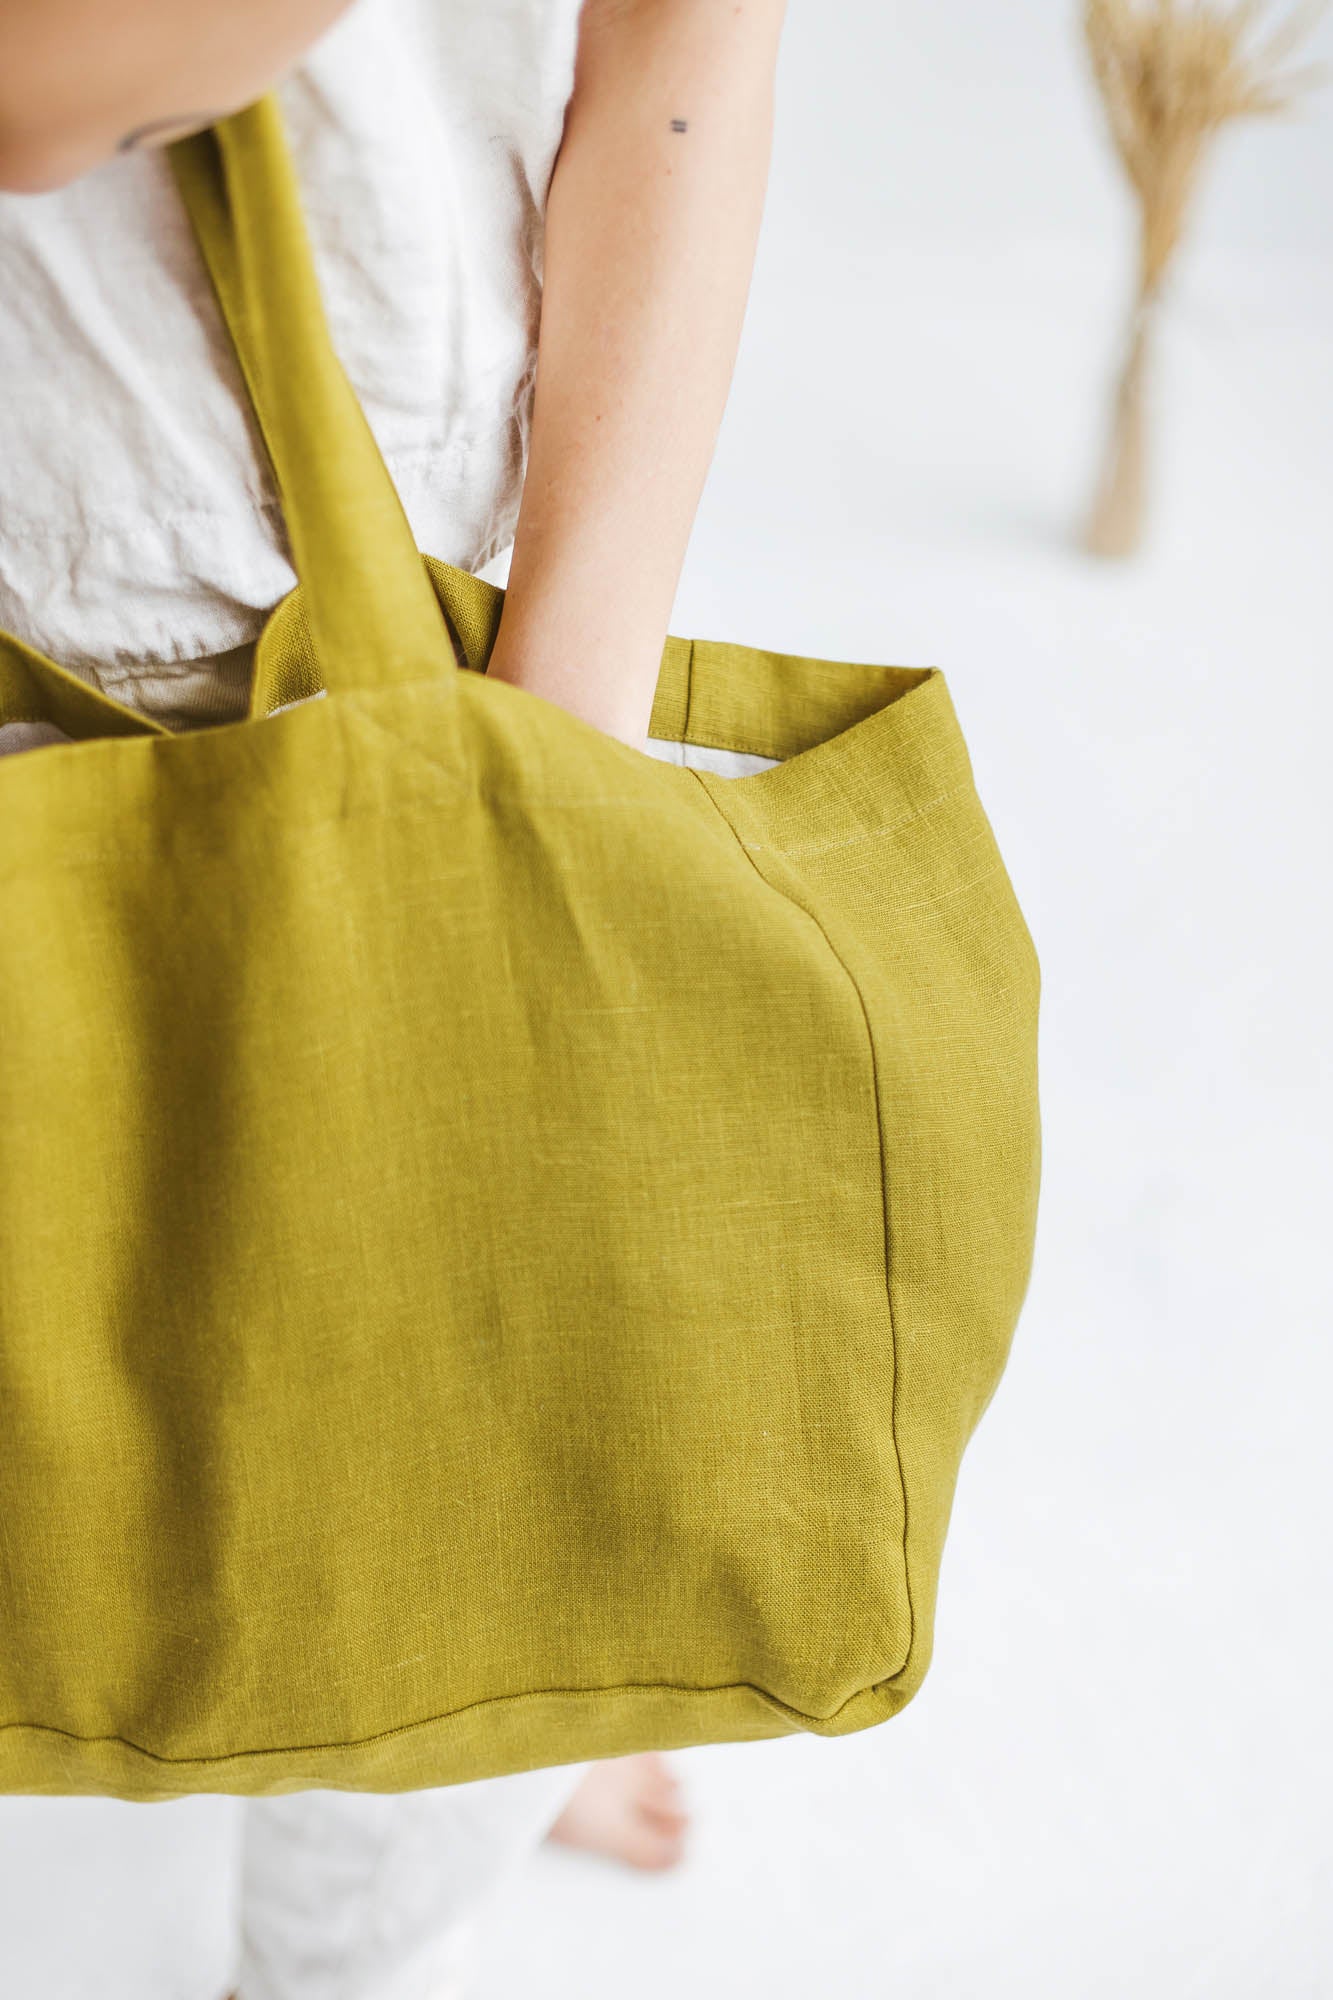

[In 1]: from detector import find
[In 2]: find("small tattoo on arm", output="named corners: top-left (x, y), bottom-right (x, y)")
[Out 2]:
top-left (670, 118), bottom-right (688, 133)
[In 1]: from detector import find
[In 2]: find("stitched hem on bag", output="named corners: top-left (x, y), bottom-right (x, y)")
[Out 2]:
top-left (0, 1669), bottom-right (905, 1767)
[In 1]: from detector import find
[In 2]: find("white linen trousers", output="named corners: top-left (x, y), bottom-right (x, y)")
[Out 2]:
top-left (230, 1761), bottom-right (593, 2000)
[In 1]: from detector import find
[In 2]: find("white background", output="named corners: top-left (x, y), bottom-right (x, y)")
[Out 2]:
top-left (2, 2), bottom-right (1330, 1994)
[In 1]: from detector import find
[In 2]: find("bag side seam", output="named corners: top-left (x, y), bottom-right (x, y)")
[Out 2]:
top-left (682, 771), bottom-right (915, 1687)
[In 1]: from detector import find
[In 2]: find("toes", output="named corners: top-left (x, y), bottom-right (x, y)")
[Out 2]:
top-left (622, 1822), bottom-right (687, 1871)
top-left (635, 1757), bottom-right (684, 1801)
top-left (544, 1752), bottom-right (691, 1870)
top-left (631, 1752), bottom-right (677, 1789)
top-left (638, 1796), bottom-right (690, 1834)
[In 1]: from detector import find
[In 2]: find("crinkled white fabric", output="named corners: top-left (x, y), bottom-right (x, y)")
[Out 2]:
top-left (233, 1763), bottom-right (588, 2000)
top-left (0, 0), bottom-right (583, 728)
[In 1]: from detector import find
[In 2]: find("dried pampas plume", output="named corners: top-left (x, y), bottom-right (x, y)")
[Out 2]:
top-left (1082, 0), bottom-right (1325, 556)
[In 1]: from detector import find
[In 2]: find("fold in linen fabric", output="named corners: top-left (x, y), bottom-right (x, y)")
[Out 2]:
top-left (0, 695), bottom-right (783, 775)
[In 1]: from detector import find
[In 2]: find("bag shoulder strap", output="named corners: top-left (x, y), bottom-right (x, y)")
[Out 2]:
top-left (0, 92), bottom-right (457, 740)
top-left (167, 95), bottom-right (453, 698)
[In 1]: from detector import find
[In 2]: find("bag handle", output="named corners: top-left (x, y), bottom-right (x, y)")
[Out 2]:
top-left (166, 95), bottom-right (456, 700)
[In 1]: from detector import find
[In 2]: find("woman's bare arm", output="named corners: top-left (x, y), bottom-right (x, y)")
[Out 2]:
top-left (485, 0), bottom-right (787, 750)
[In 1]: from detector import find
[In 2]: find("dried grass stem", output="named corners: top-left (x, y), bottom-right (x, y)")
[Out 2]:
top-left (1082, 0), bottom-right (1325, 556)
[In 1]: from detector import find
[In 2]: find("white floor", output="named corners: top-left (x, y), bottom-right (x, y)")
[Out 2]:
top-left (2, 228), bottom-right (1331, 2000)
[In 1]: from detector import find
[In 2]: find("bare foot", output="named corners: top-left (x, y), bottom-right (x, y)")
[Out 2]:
top-left (545, 1753), bottom-right (689, 1872)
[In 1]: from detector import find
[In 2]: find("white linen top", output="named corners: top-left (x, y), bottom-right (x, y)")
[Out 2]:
top-left (0, 0), bottom-right (583, 739)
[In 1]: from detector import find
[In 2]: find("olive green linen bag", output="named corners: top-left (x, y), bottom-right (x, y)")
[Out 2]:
top-left (0, 96), bottom-right (1040, 1802)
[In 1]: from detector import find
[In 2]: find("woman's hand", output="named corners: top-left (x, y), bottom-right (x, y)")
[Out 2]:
top-left (485, 0), bottom-right (788, 749)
